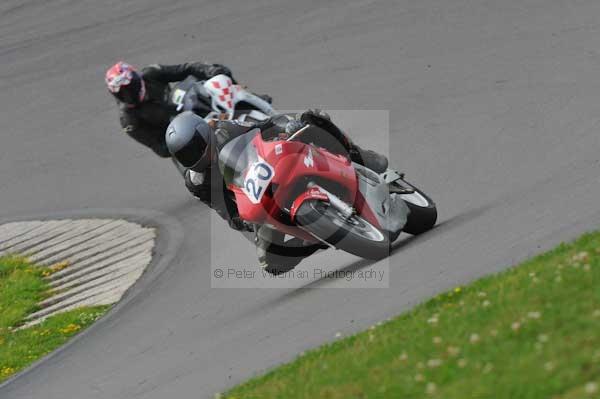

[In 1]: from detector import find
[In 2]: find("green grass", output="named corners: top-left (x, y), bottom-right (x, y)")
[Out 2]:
top-left (0, 255), bottom-right (109, 382)
top-left (225, 232), bottom-right (600, 399)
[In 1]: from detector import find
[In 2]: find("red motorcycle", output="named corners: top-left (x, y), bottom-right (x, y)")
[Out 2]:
top-left (218, 119), bottom-right (437, 262)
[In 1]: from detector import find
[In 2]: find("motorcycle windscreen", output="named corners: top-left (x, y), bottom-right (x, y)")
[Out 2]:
top-left (218, 129), bottom-right (261, 188)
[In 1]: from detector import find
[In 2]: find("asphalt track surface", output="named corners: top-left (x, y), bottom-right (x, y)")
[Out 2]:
top-left (2, 0), bottom-right (600, 397)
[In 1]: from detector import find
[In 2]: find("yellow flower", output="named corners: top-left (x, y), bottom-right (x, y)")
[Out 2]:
top-left (572, 251), bottom-right (589, 262)
top-left (59, 324), bottom-right (81, 334)
top-left (426, 382), bottom-right (437, 395)
top-left (49, 261), bottom-right (70, 273)
top-left (528, 311), bottom-right (541, 319)
top-left (585, 382), bottom-right (598, 394)
top-left (454, 287), bottom-right (462, 293)
top-left (447, 346), bottom-right (461, 356)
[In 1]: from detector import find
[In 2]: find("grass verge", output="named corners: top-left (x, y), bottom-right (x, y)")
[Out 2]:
top-left (0, 255), bottom-right (109, 383)
top-left (225, 232), bottom-right (600, 399)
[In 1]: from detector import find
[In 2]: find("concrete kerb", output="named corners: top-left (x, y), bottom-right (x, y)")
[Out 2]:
top-left (0, 208), bottom-right (184, 390)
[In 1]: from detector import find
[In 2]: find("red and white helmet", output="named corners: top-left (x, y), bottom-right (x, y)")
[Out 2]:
top-left (105, 62), bottom-right (146, 105)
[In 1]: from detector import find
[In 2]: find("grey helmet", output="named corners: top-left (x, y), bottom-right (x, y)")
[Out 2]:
top-left (166, 111), bottom-right (213, 172)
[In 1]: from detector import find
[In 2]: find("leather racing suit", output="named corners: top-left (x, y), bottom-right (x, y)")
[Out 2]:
top-left (115, 62), bottom-right (235, 158)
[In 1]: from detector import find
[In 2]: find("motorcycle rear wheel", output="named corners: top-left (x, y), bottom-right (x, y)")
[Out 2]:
top-left (295, 200), bottom-right (390, 260)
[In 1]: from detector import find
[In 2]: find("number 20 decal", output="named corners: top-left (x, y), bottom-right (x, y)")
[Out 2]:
top-left (243, 160), bottom-right (275, 204)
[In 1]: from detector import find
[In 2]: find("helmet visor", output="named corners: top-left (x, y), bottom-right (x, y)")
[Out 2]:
top-left (116, 87), bottom-right (138, 105)
top-left (174, 130), bottom-right (210, 169)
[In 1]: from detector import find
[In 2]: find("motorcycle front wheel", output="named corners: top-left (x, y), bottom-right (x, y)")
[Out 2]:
top-left (295, 200), bottom-right (390, 260)
top-left (395, 180), bottom-right (437, 235)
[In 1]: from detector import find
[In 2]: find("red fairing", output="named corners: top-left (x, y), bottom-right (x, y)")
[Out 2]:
top-left (231, 133), bottom-right (361, 242)
top-left (289, 187), bottom-right (329, 221)
top-left (231, 183), bottom-right (316, 242)
top-left (265, 140), bottom-right (357, 203)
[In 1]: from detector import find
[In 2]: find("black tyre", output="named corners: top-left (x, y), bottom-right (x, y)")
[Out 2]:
top-left (295, 200), bottom-right (390, 260)
top-left (396, 181), bottom-right (437, 235)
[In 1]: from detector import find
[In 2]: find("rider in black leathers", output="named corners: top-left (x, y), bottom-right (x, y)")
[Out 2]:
top-left (105, 61), bottom-right (236, 158)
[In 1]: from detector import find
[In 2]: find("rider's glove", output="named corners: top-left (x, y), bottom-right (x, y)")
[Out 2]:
top-left (300, 109), bottom-right (331, 122)
top-left (299, 109), bottom-right (332, 131)
top-left (184, 170), bottom-right (210, 203)
top-left (285, 119), bottom-right (305, 135)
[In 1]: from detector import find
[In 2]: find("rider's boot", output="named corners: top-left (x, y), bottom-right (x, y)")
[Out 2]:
top-left (255, 225), bottom-right (325, 275)
top-left (349, 144), bottom-right (389, 174)
top-left (255, 226), bottom-right (301, 275)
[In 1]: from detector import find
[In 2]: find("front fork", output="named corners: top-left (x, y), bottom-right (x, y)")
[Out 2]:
top-left (306, 183), bottom-right (354, 219)
top-left (289, 183), bottom-right (355, 223)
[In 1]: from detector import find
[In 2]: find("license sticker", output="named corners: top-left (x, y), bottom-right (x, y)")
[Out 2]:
top-left (243, 158), bottom-right (275, 204)
top-left (172, 88), bottom-right (186, 106)
top-left (304, 148), bottom-right (314, 168)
